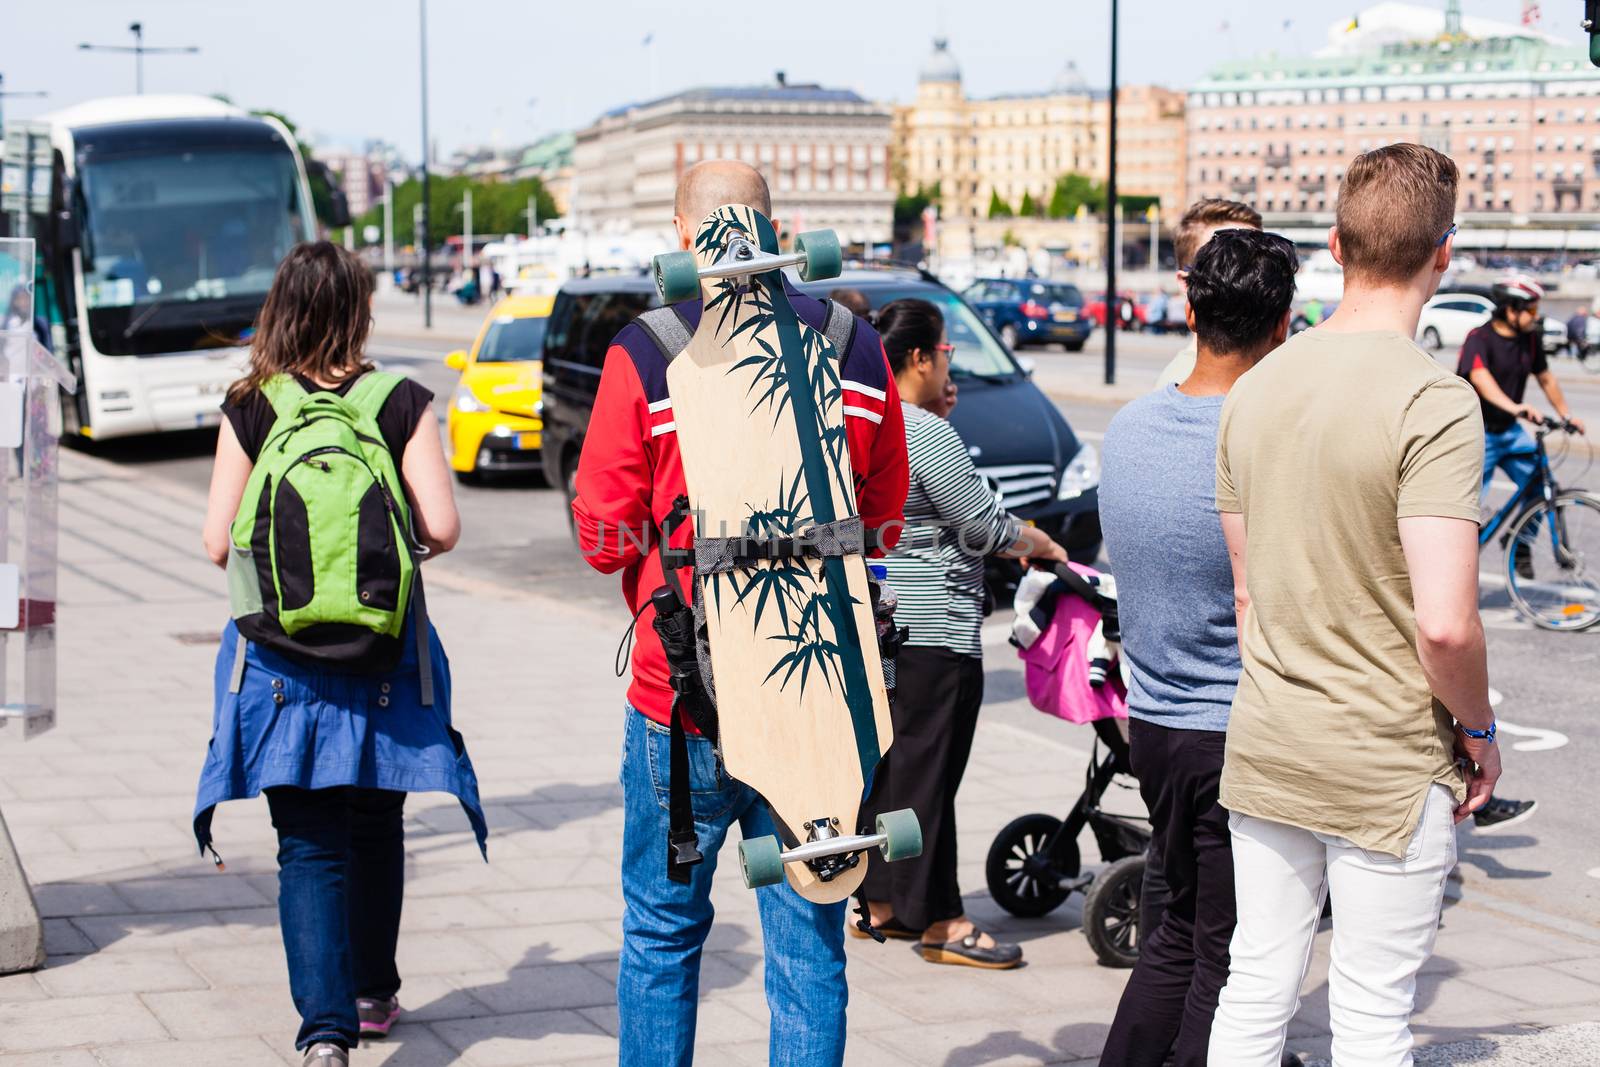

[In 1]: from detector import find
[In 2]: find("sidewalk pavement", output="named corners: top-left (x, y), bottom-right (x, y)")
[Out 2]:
top-left (0, 447), bottom-right (1598, 1065)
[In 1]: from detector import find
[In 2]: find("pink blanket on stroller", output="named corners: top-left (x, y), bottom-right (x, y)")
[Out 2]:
top-left (1017, 564), bottom-right (1128, 724)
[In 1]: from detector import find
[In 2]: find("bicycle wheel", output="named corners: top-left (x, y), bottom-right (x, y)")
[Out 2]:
top-left (1504, 491), bottom-right (1600, 631)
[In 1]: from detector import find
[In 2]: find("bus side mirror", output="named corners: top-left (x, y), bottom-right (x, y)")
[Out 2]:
top-left (326, 187), bottom-right (352, 230)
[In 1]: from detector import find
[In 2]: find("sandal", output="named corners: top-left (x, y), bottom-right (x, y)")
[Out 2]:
top-left (848, 916), bottom-right (922, 941)
top-left (918, 931), bottom-right (1023, 969)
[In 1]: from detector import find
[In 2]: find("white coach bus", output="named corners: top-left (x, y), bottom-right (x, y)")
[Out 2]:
top-left (2, 95), bottom-right (343, 439)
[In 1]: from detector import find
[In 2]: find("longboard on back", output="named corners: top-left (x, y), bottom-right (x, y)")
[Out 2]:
top-left (654, 205), bottom-right (920, 903)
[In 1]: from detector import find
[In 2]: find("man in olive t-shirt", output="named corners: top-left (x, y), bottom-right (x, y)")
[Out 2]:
top-left (1208, 145), bottom-right (1502, 1067)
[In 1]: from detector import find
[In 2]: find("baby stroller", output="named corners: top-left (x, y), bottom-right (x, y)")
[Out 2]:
top-left (984, 562), bottom-right (1153, 968)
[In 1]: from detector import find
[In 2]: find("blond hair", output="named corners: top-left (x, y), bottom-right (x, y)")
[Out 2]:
top-left (1174, 199), bottom-right (1262, 268)
top-left (1334, 144), bottom-right (1458, 286)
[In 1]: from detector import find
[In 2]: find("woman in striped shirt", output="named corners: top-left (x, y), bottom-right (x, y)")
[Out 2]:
top-left (858, 299), bottom-right (1067, 969)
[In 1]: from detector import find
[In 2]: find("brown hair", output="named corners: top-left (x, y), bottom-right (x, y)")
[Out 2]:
top-left (1334, 143), bottom-right (1458, 286)
top-left (1174, 198), bottom-right (1262, 268)
top-left (227, 241), bottom-right (374, 405)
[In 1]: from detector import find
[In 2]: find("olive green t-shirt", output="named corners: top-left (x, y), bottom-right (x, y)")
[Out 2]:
top-left (1215, 328), bottom-right (1483, 857)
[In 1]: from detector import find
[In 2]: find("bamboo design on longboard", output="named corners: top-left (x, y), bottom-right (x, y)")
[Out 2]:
top-left (664, 205), bottom-right (894, 903)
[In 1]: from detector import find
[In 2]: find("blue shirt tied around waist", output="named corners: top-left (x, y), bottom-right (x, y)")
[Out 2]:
top-left (192, 615), bottom-right (488, 859)
top-left (1098, 385), bottom-right (1240, 732)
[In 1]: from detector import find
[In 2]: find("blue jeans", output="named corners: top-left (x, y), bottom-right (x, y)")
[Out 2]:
top-left (1483, 424), bottom-right (1539, 499)
top-left (617, 708), bottom-right (848, 1067)
top-left (267, 786), bottom-right (406, 1051)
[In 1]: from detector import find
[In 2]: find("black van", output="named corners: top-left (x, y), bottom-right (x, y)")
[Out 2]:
top-left (540, 265), bottom-right (1101, 560)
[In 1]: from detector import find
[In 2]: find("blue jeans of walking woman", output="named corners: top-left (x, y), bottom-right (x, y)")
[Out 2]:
top-left (617, 708), bottom-right (848, 1067)
top-left (269, 786), bottom-right (406, 1050)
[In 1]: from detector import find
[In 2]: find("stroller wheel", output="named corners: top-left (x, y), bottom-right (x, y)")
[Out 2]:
top-left (1083, 854), bottom-right (1145, 968)
top-left (985, 814), bottom-right (1079, 918)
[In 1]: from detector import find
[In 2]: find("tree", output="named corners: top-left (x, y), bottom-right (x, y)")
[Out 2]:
top-left (1019, 191), bottom-right (1041, 217)
top-left (987, 190), bottom-right (1014, 218)
top-left (894, 182), bottom-right (938, 227)
top-left (355, 174), bottom-right (560, 249)
top-left (1117, 193), bottom-right (1160, 216)
top-left (1048, 173), bottom-right (1104, 218)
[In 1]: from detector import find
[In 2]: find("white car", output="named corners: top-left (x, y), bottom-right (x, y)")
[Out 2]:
top-left (1417, 293), bottom-right (1493, 350)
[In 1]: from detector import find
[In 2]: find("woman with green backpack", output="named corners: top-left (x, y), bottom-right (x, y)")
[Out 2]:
top-left (194, 241), bottom-right (486, 1067)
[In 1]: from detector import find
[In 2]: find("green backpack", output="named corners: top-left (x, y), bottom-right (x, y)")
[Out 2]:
top-left (225, 371), bottom-right (431, 695)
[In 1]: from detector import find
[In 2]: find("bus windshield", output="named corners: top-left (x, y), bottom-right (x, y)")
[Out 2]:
top-left (78, 143), bottom-right (312, 356)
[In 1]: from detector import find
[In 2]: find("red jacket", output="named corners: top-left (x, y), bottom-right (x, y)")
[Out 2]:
top-left (573, 287), bottom-right (909, 725)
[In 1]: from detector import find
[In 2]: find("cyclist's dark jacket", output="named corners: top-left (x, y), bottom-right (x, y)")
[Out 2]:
top-left (1456, 324), bottom-right (1545, 434)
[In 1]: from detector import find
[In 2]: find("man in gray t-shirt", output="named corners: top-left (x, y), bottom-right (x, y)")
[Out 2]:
top-left (1098, 229), bottom-right (1298, 1067)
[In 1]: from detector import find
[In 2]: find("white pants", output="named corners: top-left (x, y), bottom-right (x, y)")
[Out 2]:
top-left (1209, 784), bottom-right (1456, 1067)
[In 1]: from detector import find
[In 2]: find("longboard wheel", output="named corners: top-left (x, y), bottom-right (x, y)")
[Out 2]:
top-left (654, 250), bottom-right (701, 303)
top-left (739, 835), bottom-right (785, 889)
top-left (877, 808), bottom-right (923, 862)
top-left (796, 229), bottom-right (842, 283)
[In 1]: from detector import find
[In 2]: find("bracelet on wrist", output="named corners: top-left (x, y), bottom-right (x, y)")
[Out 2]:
top-left (1456, 721), bottom-right (1496, 743)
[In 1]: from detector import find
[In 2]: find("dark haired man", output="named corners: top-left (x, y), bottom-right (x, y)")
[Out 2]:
top-left (1458, 275), bottom-right (1586, 582)
top-left (1155, 198), bottom-right (1264, 388)
top-left (1098, 228), bottom-right (1298, 1067)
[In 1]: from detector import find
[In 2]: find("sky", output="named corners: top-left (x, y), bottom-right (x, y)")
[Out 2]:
top-left (1, 1), bottom-right (1581, 159)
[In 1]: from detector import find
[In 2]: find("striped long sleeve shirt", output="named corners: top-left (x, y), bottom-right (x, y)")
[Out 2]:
top-left (882, 401), bottom-right (1022, 657)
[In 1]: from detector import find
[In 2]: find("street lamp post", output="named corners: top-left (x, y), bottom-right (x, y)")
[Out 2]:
top-left (382, 179), bottom-right (395, 278)
top-left (1105, 0), bottom-right (1119, 386)
top-left (77, 22), bottom-right (198, 94)
top-left (419, 0), bottom-right (432, 329)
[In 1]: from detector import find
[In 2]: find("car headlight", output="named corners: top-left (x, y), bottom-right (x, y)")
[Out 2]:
top-left (454, 385), bottom-right (491, 413)
top-left (1057, 441), bottom-right (1100, 500)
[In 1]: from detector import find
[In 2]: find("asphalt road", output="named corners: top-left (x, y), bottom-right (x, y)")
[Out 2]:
top-left (81, 306), bottom-right (1600, 934)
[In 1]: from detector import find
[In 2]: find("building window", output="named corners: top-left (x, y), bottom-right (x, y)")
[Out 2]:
top-left (1537, 111), bottom-right (1547, 123)
top-left (1467, 192), bottom-right (1477, 208)
top-left (1535, 193), bottom-right (1545, 210)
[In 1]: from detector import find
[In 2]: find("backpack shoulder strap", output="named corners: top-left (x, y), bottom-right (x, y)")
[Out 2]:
top-left (821, 298), bottom-right (858, 357)
top-left (635, 306), bottom-right (695, 362)
top-left (342, 370), bottom-right (405, 421)
top-left (260, 374), bottom-right (308, 418)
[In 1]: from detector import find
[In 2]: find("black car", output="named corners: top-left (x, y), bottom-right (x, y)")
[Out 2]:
top-left (540, 265), bottom-right (1101, 561)
top-left (963, 277), bottom-right (1093, 352)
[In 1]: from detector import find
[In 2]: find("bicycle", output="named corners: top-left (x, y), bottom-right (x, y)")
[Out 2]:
top-left (1479, 416), bottom-right (1600, 631)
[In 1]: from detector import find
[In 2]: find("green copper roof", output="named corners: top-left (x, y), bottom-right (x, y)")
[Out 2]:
top-left (1198, 35), bottom-right (1593, 90)
top-left (519, 131), bottom-right (574, 170)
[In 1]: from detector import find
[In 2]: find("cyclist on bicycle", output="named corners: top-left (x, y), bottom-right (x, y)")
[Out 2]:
top-left (1457, 275), bottom-right (1587, 580)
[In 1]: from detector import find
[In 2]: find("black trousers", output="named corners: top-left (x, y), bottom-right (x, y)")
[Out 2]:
top-left (1100, 718), bottom-right (1235, 1067)
top-left (860, 645), bottom-right (985, 931)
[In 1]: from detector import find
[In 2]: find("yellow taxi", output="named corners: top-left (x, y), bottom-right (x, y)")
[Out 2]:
top-left (444, 293), bottom-right (551, 481)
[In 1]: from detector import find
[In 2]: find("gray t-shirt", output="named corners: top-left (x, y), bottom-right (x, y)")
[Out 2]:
top-left (1099, 385), bottom-right (1239, 731)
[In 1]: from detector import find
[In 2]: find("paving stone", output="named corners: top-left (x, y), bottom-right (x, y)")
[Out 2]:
top-left (430, 1008), bottom-right (615, 1065)
top-left (0, 1050), bottom-right (102, 1066)
top-left (450, 962), bottom-right (618, 1015)
top-left (94, 1037), bottom-right (286, 1066)
top-left (0, 973), bottom-right (44, 1004)
top-left (141, 985), bottom-right (300, 1042)
top-left (32, 951), bottom-right (206, 997)
top-left (30, 883), bottom-right (133, 919)
top-left (0, 993), bottom-right (169, 1051)
top-left (113, 874), bottom-right (272, 914)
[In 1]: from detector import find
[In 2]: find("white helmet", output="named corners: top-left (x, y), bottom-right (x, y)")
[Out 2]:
top-left (1492, 274), bottom-right (1545, 308)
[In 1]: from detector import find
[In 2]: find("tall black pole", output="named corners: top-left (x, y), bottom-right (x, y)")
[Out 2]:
top-left (419, 0), bottom-right (432, 329)
top-left (132, 22), bottom-right (144, 94)
top-left (1105, 0), bottom-right (1118, 386)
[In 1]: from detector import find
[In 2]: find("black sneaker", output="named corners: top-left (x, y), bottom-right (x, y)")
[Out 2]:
top-left (1473, 796), bottom-right (1538, 833)
top-left (1513, 541), bottom-right (1535, 580)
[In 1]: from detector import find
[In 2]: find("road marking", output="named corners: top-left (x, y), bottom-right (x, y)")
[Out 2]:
top-left (1487, 689), bottom-right (1570, 750)
top-left (1498, 720), bottom-right (1569, 751)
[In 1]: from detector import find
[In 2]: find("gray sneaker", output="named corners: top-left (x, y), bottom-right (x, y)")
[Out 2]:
top-left (302, 1044), bottom-right (348, 1067)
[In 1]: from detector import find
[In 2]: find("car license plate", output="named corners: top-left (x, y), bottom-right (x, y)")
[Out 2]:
top-left (1054, 311), bottom-right (1077, 322)
top-left (515, 433), bottom-right (539, 450)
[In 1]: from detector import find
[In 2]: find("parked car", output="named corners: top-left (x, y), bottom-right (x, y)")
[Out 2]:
top-left (1541, 315), bottom-right (1568, 357)
top-left (1084, 291), bottom-right (1148, 331)
top-left (541, 265), bottom-right (1103, 562)
top-left (1416, 292), bottom-right (1493, 350)
top-left (443, 293), bottom-right (551, 482)
top-left (962, 278), bottom-right (1092, 352)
